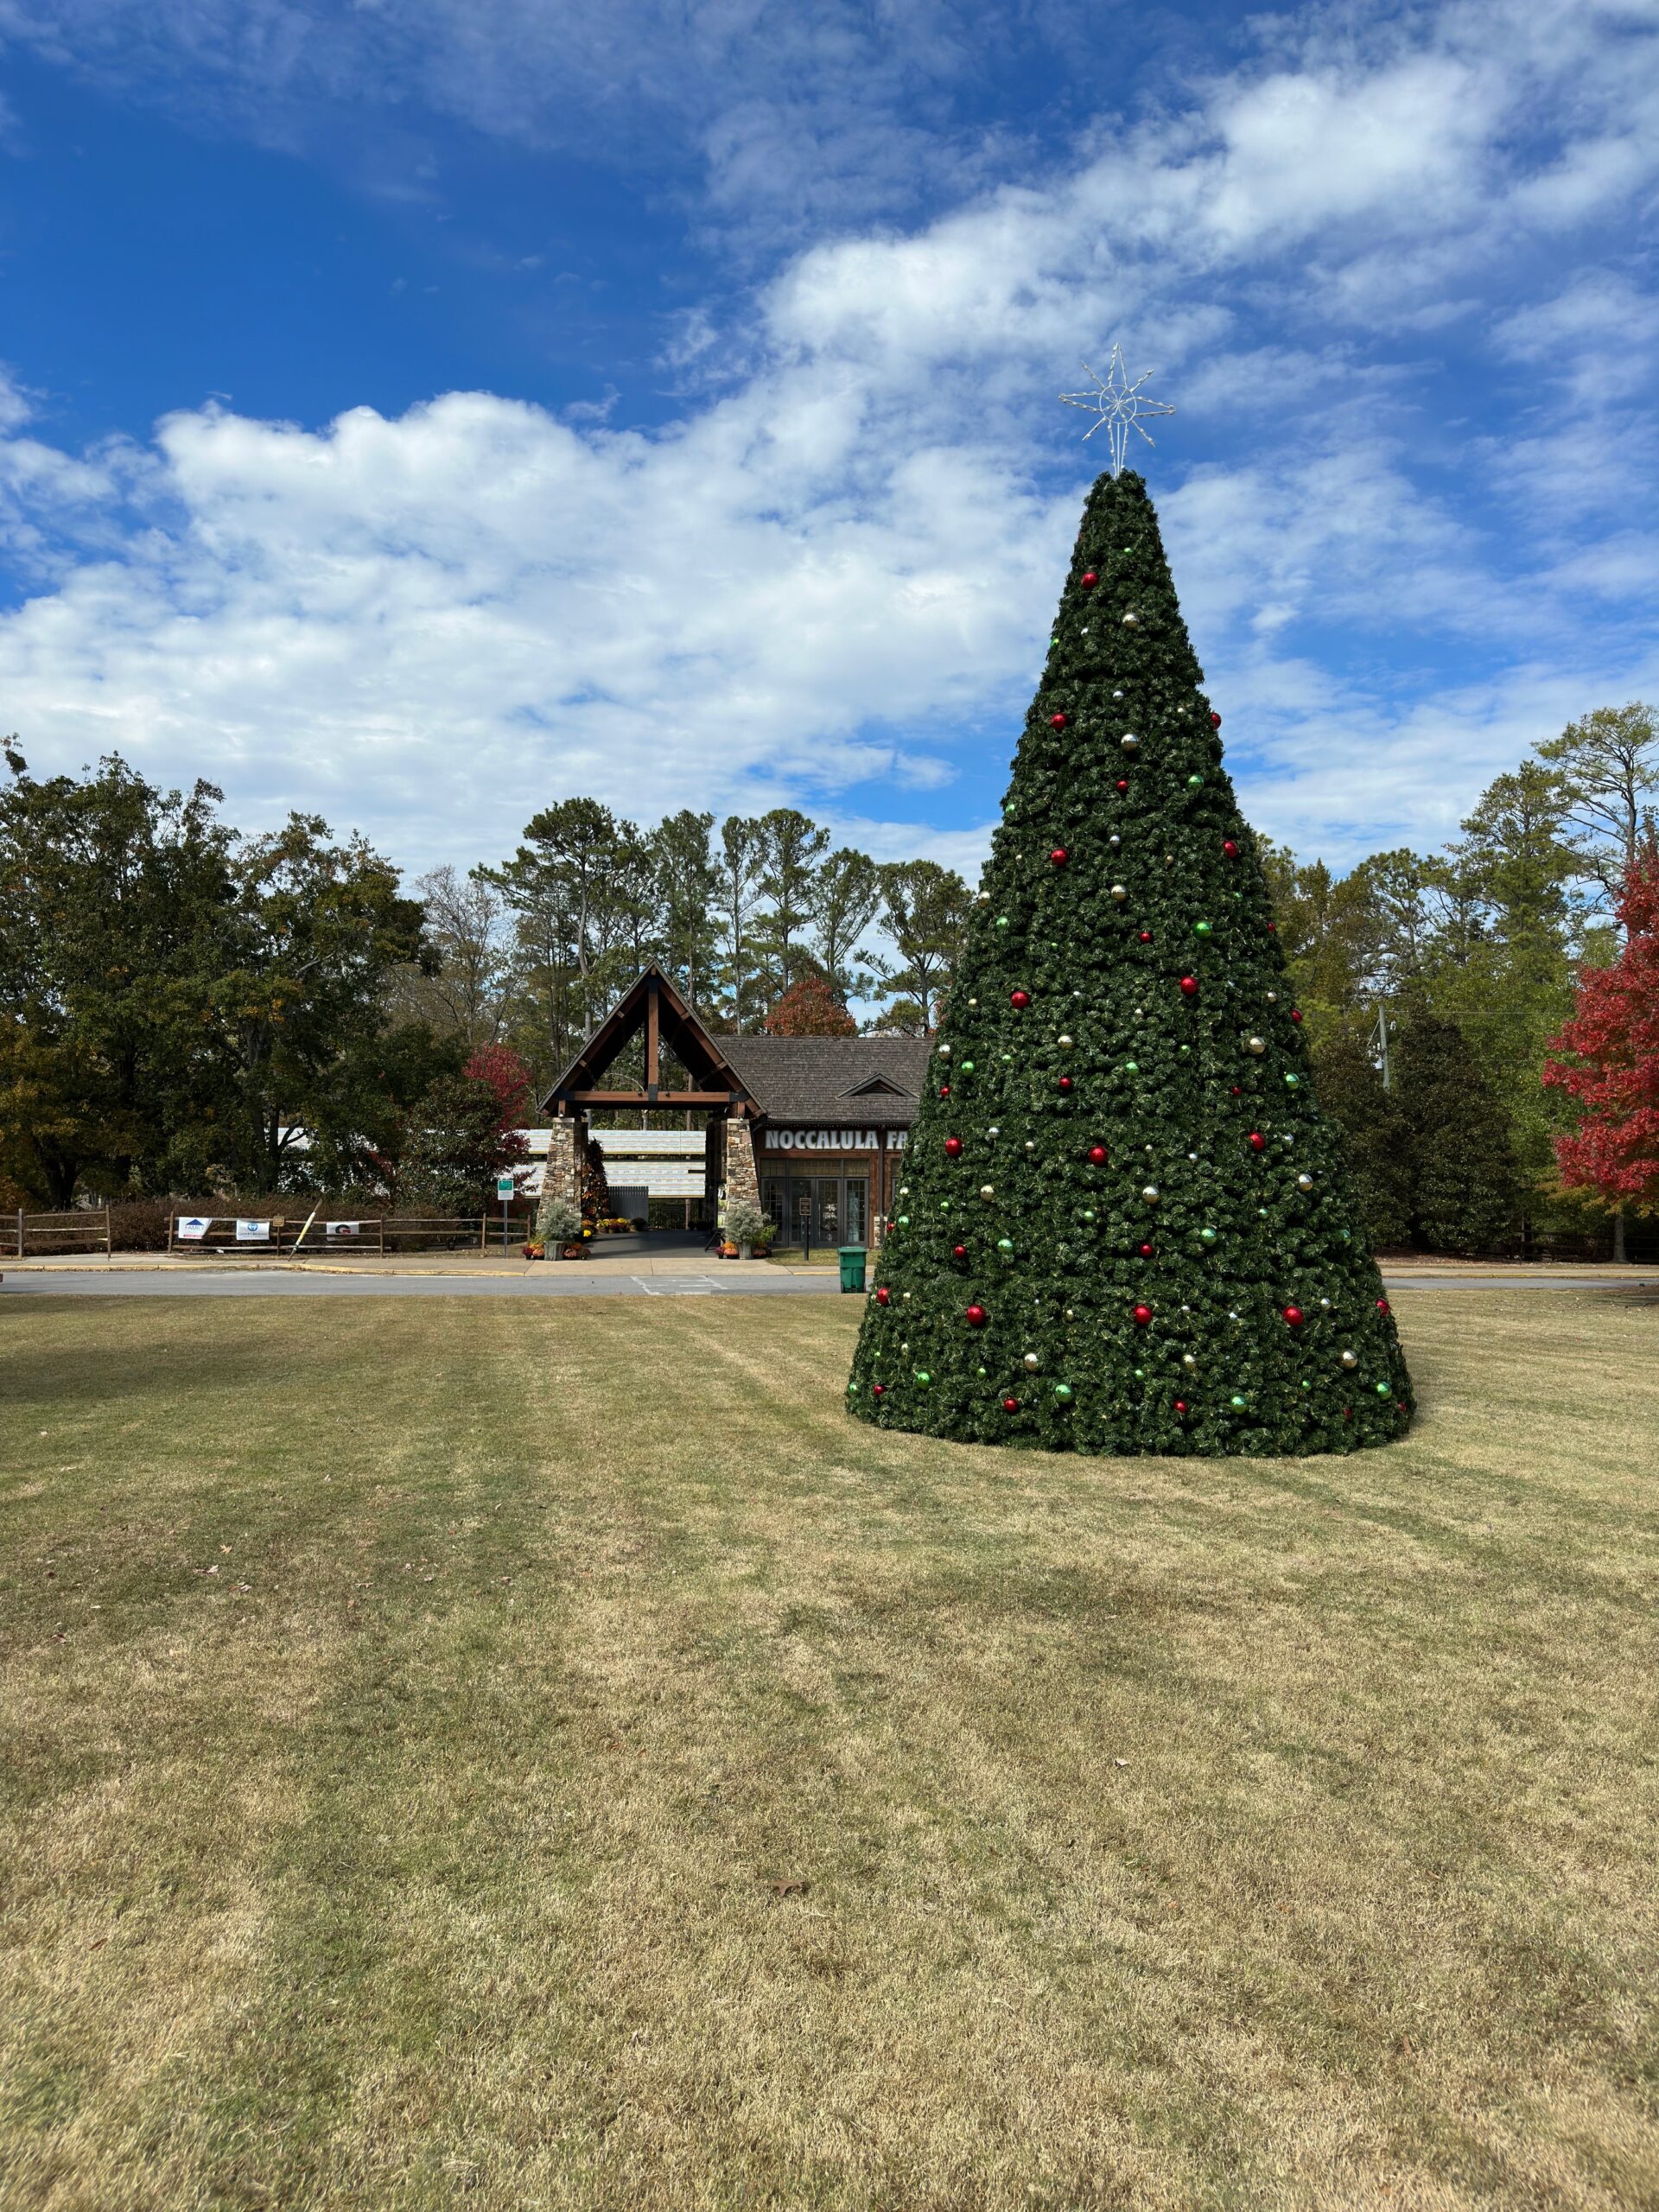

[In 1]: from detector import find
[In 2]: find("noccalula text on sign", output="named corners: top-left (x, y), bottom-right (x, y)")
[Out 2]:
top-left (762, 1128), bottom-right (906, 1152)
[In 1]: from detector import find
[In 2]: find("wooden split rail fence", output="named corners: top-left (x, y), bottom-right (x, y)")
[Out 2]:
top-left (165, 1213), bottom-right (538, 1256)
top-left (8, 1209), bottom-right (114, 1258)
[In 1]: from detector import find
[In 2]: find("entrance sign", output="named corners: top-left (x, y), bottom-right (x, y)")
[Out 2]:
top-left (764, 1128), bottom-right (882, 1152)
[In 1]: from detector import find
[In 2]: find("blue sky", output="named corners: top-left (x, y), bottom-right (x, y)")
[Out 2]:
top-left (0, 0), bottom-right (1656, 882)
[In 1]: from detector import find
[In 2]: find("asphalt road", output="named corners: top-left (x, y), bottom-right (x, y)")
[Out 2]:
top-left (3, 1271), bottom-right (1655, 1300)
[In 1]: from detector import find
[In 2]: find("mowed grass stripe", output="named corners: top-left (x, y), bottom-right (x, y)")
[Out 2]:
top-left (1, 1292), bottom-right (1656, 2210)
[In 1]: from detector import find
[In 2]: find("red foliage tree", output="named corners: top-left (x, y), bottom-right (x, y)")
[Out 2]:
top-left (462, 1045), bottom-right (531, 1168)
top-left (1544, 844), bottom-right (1659, 1207)
top-left (763, 975), bottom-right (856, 1037)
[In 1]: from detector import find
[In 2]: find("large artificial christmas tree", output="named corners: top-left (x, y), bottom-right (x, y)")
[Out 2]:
top-left (849, 466), bottom-right (1412, 1455)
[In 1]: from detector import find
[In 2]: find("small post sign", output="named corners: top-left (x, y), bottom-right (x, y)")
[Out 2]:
top-left (497, 1173), bottom-right (515, 1252)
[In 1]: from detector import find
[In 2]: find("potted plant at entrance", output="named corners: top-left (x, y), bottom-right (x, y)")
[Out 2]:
top-left (725, 1199), bottom-right (777, 1261)
top-left (536, 1193), bottom-right (586, 1260)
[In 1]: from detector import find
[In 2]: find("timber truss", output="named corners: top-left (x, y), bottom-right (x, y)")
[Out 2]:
top-left (543, 965), bottom-right (754, 1116)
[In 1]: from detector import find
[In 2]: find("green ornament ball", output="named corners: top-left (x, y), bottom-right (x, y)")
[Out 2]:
top-left (896, 1215), bottom-right (910, 1228)
top-left (1230, 1394), bottom-right (1248, 1410)
top-left (995, 915), bottom-right (1009, 930)
top-left (1200, 1227), bottom-right (1217, 1243)
top-left (996, 1236), bottom-right (1014, 1254)
top-left (915, 1370), bottom-right (932, 1387)
top-left (1186, 773), bottom-right (1204, 789)
top-left (1124, 1059), bottom-right (1140, 1074)
top-left (1193, 920), bottom-right (1212, 937)
top-left (1285, 1072), bottom-right (1300, 1089)
top-left (1054, 1383), bottom-right (1073, 1402)
top-left (1376, 1382), bottom-right (1390, 1397)
top-left (962, 1059), bottom-right (975, 1072)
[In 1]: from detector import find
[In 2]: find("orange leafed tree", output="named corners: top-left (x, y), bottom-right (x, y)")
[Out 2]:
top-left (763, 975), bottom-right (856, 1037)
top-left (1544, 844), bottom-right (1659, 1208)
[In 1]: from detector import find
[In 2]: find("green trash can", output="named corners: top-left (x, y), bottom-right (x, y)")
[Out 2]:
top-left (838, 1244), bottom-right (868, 1294)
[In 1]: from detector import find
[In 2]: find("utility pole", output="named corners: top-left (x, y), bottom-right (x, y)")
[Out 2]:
top-left (1370, 1004), bottom-right (1393, 1092)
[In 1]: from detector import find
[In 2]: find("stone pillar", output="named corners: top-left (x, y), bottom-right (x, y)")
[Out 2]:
top-left (721, 1116), bottom-right (760, 1217)
top-left (543, 1117), bottom-right (583, 1211)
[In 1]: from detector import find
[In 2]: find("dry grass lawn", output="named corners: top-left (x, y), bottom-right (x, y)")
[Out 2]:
top-left (1, 1288), bottom-right (1656, 2212)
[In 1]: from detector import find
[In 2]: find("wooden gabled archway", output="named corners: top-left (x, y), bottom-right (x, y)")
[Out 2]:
top-left (543, 965), bottom-right (754, 1118)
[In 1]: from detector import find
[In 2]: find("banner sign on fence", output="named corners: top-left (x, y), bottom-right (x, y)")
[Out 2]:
top-left (326, 1220), bottom-right (361, 1238)
top-left (176, 1217), bottom-right (211, 1241)
top-left (235, 1219), bottom-right (271, 1243)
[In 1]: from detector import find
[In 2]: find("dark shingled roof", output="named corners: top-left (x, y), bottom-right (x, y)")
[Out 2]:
top-left (721, 1035), bottom-right (930, 1126)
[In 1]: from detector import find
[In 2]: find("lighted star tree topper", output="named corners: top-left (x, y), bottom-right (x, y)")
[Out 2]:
top-left (1059, 346), bottom-right (1176, 477)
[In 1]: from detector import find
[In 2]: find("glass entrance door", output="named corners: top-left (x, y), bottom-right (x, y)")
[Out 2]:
top-left (762, 1166), bottom-right (875, 1249)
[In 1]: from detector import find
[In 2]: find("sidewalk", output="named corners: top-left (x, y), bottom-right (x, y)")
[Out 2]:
top-left (3, 1248), bottom-right (822, 1281)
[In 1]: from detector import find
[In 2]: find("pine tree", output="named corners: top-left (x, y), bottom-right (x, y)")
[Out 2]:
top-left (848, 470), bottom-right (1413, 1455)
top-left (1394, 1011), bottom-right (1516, 1253)
top-left (1309, 1028), bottom-right (1414, 1249)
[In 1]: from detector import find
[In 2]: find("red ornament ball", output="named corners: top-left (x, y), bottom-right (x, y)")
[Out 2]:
top-left (939, 1084), bottom-right (950, 1097)
top-left (1289, 1007), bottom-right (1303, 1025)
top-left (1230, 1085), bottom-right (1241, 1096)
top-left (1179, 975), bottom-right (1198, 997)
top-left (1010, 988), bottom-right (1030, 1009)
top-left (1133, 1304), bottom-right (1153, 1326)
top-left (1249, 1131), bottom-right (1266, 1152)
top-left (1137, 930), bottom-right (1153, 944)
top-left (1058, 1075), bottom-right (1073, 1093)
top-left (1138, 1242), bottom-right (1154, 1258)
top-left (1116, 778), bottom-right (1129, 793)
top-left (876, 1286), bottom-right (891, 1306)
top-left (1080, 570), bottom-right (1098, 587)
top-left (873, 1382), bottom-right (886, 1397)
top-left (1223, 838), bottom-right (1240, 858)
top-left (1002, 1396), bottom-right (1020, 1413)
top-left (1376, 1297), bottom-right (1391, 1314)
top-left (1283, 1306), bottom-right (1305, 1327)
top-left (1266, 920), bottom-right (1277, 934)
top-left (1209, 710), bottom-right (1222, 728)
top-left (1049, 712), bottom-right (1068, 729)
top-left (944, 1135), bottom-right (963, 1158)
top-left (965, 1303), bottom-right (986, 1327)
top-left (1049, 846), bottom-right (1069, 868)
top-left (1174, 1399), bottom-right (1189, 1416)
top-left (952, 1243), bottom-right (967, 1262)
top-left (1088, 1144), bottom-right (1108, 1166)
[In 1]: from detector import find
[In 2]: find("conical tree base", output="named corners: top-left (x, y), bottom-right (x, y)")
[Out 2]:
top-left (848, 471), bottom-right (1412, 1456)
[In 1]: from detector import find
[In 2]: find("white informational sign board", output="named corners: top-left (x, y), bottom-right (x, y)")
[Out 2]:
top-left (325, 1220), bottom-right (361, 1238)
top-left (496, 1173), bottom-right (516, 1199)
top-left (235, 1219), bottom-right (271, 1243)
top-left (176, 1217), bottom-right (210, 1241)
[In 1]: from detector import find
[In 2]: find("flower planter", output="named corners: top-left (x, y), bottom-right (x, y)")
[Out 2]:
top-left (561, 1242), bottom-right (589, 1261)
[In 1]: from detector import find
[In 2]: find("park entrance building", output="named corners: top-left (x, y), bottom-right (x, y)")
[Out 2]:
top-left (537, 967), bottom-right (927, 1247)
